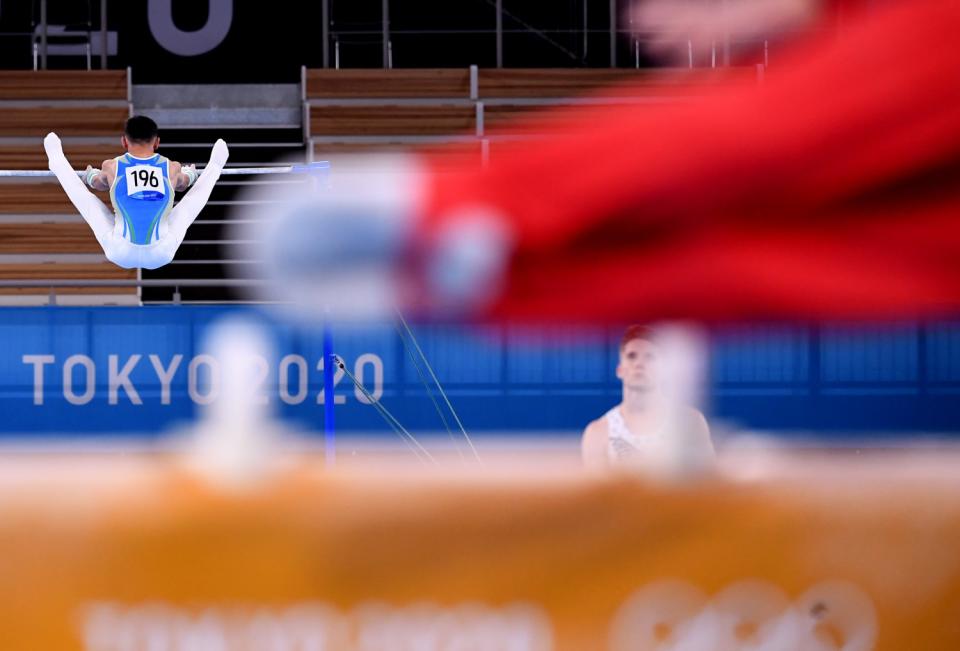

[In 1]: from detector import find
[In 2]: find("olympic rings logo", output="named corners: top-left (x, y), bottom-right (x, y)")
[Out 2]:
top-left (610, 580), bottom-right (877, 651)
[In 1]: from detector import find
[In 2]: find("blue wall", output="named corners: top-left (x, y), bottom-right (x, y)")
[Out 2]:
top-left (1, 307), bottom-right (958, 439)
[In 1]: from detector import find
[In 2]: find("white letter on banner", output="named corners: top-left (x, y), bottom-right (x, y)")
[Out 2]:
top-left (353, 354), bottom-right (384, 404)
top-left (63, 355), bottom-right (96, 406)
top-left (188, 354), bottom-right (220, 405)
top-left (109, 355), bottom-right (142, 405)
top-left (279, 354), bottom-right (308, 405)
top-left (150, 355), bottom-right (183, 405)
top-left (22, 355), bottom-right (55, 405)
top-left (147, 0), bottom-right (233, 57)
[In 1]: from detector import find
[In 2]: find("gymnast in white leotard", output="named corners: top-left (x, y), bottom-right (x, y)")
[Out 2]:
top-left (582, 325), bottom-right (714, 472)
top-left (44, 115), bottom-right (229, 269)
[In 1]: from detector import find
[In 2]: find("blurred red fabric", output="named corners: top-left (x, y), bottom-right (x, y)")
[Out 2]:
top-left (420, 0), bottom-right (960, 321)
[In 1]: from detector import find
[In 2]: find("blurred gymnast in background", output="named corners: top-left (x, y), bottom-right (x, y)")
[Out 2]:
top-left (582, 325), bottom-right (713, 472)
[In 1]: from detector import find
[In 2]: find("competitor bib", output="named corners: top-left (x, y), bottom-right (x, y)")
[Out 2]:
top-left (125, 165), bottom-right (166, 198)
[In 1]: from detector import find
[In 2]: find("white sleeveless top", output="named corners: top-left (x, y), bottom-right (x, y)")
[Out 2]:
top-left (605, 406), bottom-right (669, 464)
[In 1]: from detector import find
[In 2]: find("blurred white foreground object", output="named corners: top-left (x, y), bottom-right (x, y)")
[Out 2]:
top-left (610, 579), bottom-right (711, 651)
top-left (232, 154), bottom-right (510, 321)
top-left (633, 0), bottom-right (819, 63)
top-left (186, 316), bottom-right (280, 488)
top-left (235, 155), bottom-right (421, 320)
top-left (646, 323), bottom-right (712, 480)
top-left (796, 581), bottom-right (878, 651)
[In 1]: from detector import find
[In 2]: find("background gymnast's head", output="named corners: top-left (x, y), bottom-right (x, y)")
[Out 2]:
top-left (122, 115), bottom-right (160, 154)
top-left (617, 325), bottom-right (661, 394)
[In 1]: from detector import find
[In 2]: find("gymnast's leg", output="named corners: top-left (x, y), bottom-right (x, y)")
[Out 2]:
top-left (43, 132), bottom-right (115, 246)
top-left (165, 139), bottom-right (229, 245)
top-left (135, 140), bottom-right (228, 270)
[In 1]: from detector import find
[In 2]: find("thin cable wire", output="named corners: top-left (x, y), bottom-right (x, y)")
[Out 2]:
top-left (394, 319), bottom-right (466, 465)
top-left (480, 0), bottom-right (582, 63)
top-left (369, 399), bottom-right (431, 465)
top-left (395, 311), bottom-right (482, 465)
top-left (333, 355), bottom-right (437, 465)
top-left (338, 360), bottom-right (428, 464)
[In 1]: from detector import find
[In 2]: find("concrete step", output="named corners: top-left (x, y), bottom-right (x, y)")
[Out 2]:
top-left (133, 83), bottom-right (299, 107)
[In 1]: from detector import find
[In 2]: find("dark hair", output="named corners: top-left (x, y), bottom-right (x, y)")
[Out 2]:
top-left (124, 115), bottom-right (159, 144)
top-left (619, 324), bottom-right (657, 351)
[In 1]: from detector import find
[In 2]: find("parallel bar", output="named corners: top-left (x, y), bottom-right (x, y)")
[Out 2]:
top-left (0, 163), bottom-right (331, 178)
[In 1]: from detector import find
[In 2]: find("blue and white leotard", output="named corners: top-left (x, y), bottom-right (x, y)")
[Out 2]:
top-left (109, 153), bottom-right (174, 246)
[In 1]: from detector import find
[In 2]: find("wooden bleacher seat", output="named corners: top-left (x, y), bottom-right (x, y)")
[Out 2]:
top-left (306, 69), bottom-right (471, 99)
top-left (0, 183), bottom-right (77, 214)
top-left (0, 262), bottom-right (136, 300)
top-left (305, 70), bottom-right (479, 164)
top-left (0, 223), bottom-right (103, 254)
top-left (312, 140), bottom-right (484, 169)
top-left (302, 68), bottom-right (760, 159)
top-left (477, 68), bottom-right (760, 135)
top-left (479, 68), bottom-right (648, 98)
top-left (0, 185), bottom-right (136, 304)
top-left (0, 70), bottom-right (134, 305)
top-left (481, 103), bottom-right (589, 133)
top-left (0, 262), bottom-right (133, 284)
top-left (0, 143), bottom-right (119, 170)
top-left (0, 106), bottom-right (129, 137)
top-left (0, 189), bottom-right (134, 303)
top-left (311, 140), bottom-right (480, 155)
top-left (0, 70), bottom-right (127, 101)
top-left (477, 67), bottom-right (755, 98)
top-left (310, 104), bottom-right (476, 137)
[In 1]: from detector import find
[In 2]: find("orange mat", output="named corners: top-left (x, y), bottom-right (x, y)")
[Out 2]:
top-left (0, 449), bottom-right (958, 650)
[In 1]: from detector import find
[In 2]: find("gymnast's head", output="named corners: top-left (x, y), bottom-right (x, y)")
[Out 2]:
top-left (617, 325), bottom-right (661, 394)
top-left (122, 115), bottom-right (160, 153)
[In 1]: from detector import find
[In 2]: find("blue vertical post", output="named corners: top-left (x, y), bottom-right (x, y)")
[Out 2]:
top-left (323, 324), bottom-right (336, 467)
top-left (293, 162), bottom-right (336, 464)
top-left (304, 161), bottom-right (336, 466)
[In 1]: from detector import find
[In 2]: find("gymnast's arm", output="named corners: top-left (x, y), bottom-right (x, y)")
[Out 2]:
top-left (687, 407), bottom-right (715, 459)
top-left (85, 159), bottom-right (115, 192)
top-left (167, 160), bottom-right (198, 192)
top-left (581, 419), bottom-right (609, 472)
